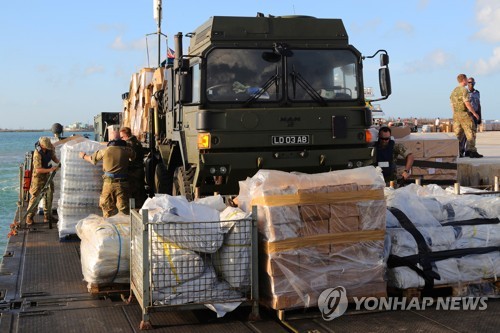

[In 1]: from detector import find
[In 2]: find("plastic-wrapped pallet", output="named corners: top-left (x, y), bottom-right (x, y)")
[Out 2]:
top-left (386, 184), bottom-right (500, 292)
top-left (58, 139), bottom-right (103, 238)
top-left (237, 166), bottom-right (387, 310)
top-left (76, 213), bottom-right (130, 288)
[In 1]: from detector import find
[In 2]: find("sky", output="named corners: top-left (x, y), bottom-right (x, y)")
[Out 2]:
top-left (1, 0), bottom-right (499, 129)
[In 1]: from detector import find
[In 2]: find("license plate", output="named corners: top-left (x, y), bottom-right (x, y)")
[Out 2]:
top-left (272, 135), bottom-right (310, 145)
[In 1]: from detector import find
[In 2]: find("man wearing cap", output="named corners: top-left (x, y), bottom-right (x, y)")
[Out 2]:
top-left (26, 137), bottom-right (60, 225)
top-left (79, 134), bottom-right (135, 218)
top-left (450, 74), bottom-right (482, 158)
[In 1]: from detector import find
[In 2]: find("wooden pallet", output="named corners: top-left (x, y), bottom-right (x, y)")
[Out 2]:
top-left (388, 279), bottom-right (500, 299)
top-left (87, 282), bottom-right (130, 296)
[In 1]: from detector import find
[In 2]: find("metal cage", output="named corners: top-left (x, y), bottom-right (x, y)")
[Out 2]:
top-left (130, 206), bottom-right (259, 329)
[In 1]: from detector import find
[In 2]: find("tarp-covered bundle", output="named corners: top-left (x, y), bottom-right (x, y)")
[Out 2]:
top-left (385, 184), bottom-right (500, 291)
top-left (76, 213), bottom-right (130, 288)
top-left (237, 166), bottom-right (387, 310)
top-left (58, 139), bottom-right (103, 238)
top-left (140, 195), bottom-right (252, 308)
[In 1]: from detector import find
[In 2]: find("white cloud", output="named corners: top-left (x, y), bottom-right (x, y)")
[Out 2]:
top-left (474, 0), bottom-right (500, 43)
top-left (111, 35), bottom-right (146, 51)
top-left (84, 66), bottom-right (105, 76)
top-left (473, 46), bottom-right (500, 75)
top-left (394, 21), bottom-right (414, 35)
top-left (403, 49), bottom-right (453, 73)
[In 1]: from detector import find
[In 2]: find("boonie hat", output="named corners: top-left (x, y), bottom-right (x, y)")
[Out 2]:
top-left (39, 137), bottom-right (54, 150)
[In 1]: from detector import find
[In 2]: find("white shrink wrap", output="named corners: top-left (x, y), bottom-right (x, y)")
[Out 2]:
top-left (58, 139), bottom-right (103, 238)
top-left (142, 195), bottom-right (224, 253)
top-left (457, 253), bottom-right (500, 281)
top-left (387, 259), bottom-right (460, 289)
top-left (454, 224), bottom-right (500, 248)
top-left (213, 207), bottom-right (252, 288)
top-left (387, 226), bottom-right (456, 256)
top-left (76, 213), bottom-right (130, 287)
top-left (151, 232), bottom-right (206, 289)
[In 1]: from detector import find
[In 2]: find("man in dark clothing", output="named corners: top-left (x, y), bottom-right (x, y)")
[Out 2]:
top-left (119, 127), bottom-right (147, 208)
top-left (374, 127), bottom-right (414, 185)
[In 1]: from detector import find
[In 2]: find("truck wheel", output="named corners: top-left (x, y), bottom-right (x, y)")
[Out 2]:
top-left (173, 166), bottom-right (195, 201)
top-left (155, 162), bottom-right (173, 195)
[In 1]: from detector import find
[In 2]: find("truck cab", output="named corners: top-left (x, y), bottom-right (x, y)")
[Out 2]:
top-left (150, 15), bottom-right (391, 199)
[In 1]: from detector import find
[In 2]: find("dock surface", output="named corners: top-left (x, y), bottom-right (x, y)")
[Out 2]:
top-left (1, 131), bottom-right (500, 332)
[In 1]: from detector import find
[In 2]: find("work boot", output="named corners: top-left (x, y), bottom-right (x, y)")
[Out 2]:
top-left (26, 216), bottom-right (34, 225)
top-left (469, 151), bottom-right (483, 158)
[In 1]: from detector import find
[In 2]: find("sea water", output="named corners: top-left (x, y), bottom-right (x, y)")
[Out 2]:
top-left (0, 131), bottom-right (92, 263)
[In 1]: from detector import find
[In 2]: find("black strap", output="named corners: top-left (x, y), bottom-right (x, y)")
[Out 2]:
top-left (388, 207), bottom-right (440, 290)
top-left (442, 218), bottom-right (500, 227)
top-left (388, 246), bottom-right (499, 267)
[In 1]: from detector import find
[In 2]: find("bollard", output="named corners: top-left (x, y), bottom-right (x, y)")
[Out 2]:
top-left (454, 183), bottom-right (460, 195)
top-left (415, 178), bottom-right (421, 186)
top-left (495, 176), bottom-right (499, 192)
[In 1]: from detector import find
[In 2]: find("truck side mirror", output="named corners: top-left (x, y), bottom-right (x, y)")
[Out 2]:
top-left (379, 68), bottom-right (391, 98)
top-left (380, 53), bottom-right (389, 66)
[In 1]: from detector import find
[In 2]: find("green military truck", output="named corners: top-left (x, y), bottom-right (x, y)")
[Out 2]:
top-left (143, 15), bottom-right (391, 199)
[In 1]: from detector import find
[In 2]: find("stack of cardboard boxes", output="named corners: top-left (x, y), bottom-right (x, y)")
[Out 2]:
top-left (396, 133), bottom-right (458, 182)
top-left (122, 68), bottom-right (166, 139)
top-left (239, 168), bottom-right (387, 310)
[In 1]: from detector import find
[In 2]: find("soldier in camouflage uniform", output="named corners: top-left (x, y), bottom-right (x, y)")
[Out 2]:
top-left (450, 74), bottom-right (482, 158)
top-left (374, 127), bottom-right (414, 185)
top-left (79, 136), bottom-right (135, 218)
top-left (26, 137), bottom-right (60, 225)
top-left (119, 127), bottom-right (147, 208)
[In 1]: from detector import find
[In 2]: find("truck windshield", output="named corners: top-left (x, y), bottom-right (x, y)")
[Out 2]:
top-left (206, 49), bottom-right (280, 102)
top-left (205, 48), bottom-right (359, 103)
top-left (287, 49), bottom-right (359, 101)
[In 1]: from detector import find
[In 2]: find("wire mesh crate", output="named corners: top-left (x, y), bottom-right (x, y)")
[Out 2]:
top-left (130, 206), bottom-right (259, 329)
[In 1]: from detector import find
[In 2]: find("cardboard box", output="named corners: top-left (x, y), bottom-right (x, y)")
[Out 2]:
top-left (330, 202), bottom-right (359, 218)
top-left (330, 216), bottom-right (359, 233)
top-left (422, 133), bottom-right (459, 157)
top-left (297, 219), bottom-right (329, 237)
top-left (390, 126), bottom-right (411, 139)
top-left (262, 252), bottom-right (301, 277)
top-left (396, 136), bottom-right (424, 158)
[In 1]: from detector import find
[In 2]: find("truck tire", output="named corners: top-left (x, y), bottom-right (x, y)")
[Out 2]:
top-left (155, 162), bottom-right (173, 195)
top-left (172, 166), bottom-right (195, 201)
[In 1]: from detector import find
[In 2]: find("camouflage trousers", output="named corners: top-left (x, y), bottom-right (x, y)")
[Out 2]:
top-left (453, 112), bottom-right (477, 153)
top-left (27, 176), bottom-right (54, 219)
top-left (100, 180), bottom-right (130, 218)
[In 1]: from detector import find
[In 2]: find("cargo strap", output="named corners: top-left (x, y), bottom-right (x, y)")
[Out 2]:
top-left (387, 207), bottom-right (440, 290)
top-left (442, 218), bottom-right (500, 227)
top-left (387, 207), bottom-right (500, 291)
